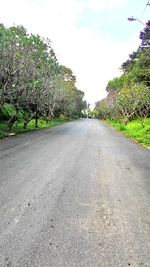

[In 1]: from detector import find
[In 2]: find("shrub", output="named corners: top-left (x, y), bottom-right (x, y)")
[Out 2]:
top-left (59, 114), bottom-right (67, 121)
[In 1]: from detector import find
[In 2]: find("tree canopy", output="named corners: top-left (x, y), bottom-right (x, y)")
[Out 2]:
top-left (94, 20), bottom-right (150, 126)
top-left (0, 23), bottom-right (85, 131)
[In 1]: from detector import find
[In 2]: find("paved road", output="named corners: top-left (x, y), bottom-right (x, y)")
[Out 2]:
top-left (0, 119), bottom-right (150, 267)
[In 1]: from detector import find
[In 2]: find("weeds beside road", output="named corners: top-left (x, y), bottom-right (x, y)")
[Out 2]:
top-left (107, 118), bottom-right (150, 148)
top-left (0, 118), bottom-right (67, 139)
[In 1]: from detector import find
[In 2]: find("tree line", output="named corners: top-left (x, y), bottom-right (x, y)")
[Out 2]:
top-left (0, 23), bottom-right (86, 131)
top-left (94, 21), bottom-right (150, 126)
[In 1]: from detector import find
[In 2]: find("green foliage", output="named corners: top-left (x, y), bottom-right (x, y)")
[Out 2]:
top-left (95, 20), bottom-right (150, 142)
top-left (2, 103), bottom-right (17, 117)
top-left (0, 22), bottom-right (85, 133)
top-left (106, 75), bottom-right (129, 92)
top-left (0, 118), bottom-right (67, 139)
top-left (59, 114), bottom-right (68, 121)
top-left (94, 20), bottom-right (150, 148)
top-left (107, 119), bottom-right (126, 131)
top-left (107, 118), bottom-right (150, 146)
top-left (128, 53), bottom-right (150, 86)
top-left (140, 20), bottom-right (150, 47)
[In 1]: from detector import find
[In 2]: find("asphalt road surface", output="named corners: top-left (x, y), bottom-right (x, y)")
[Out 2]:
top-left (0, 119), bottom-right (150, 267)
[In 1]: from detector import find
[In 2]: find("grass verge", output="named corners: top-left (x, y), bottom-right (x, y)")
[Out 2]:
top-left (106, 118), bottom-right (150, 148)
top-left (0, 118), bottom-right (67, 139)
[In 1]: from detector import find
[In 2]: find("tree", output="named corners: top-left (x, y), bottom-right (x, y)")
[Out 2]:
top-left (114, 87), bottom-right (138, 123)
top-left (140, 20), bottom-right (150, 48)
top-left (133, 84), bottom-right (150, 126)
top-left (95, 21), bottom-right (150, 126)
top-left (0, 24), bottom-right (59, 129)
top-left (106, 75), bottom-right (129, 92)
top-left (0, 23), bottom-right (85, 132)
top-left (0, 25), bottom-right (28, 131)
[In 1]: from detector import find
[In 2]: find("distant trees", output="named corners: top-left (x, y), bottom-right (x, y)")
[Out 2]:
top-left (0, 23), bottom-right (85, 131)
top-left (94, 20), bottom-right (150, 127)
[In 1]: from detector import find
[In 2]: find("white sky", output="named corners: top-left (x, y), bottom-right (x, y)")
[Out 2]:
top-left (0, 0), bottom-right (149, 107)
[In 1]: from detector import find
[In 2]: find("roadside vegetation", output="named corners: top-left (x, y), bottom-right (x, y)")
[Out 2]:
top-left (0, 117), bottom-right (69, 139)
top-left (94, 21), bottom-right (150, 147)
top-left (0, 23), bottom-right (87, 139)
top-left (107, 118), bottom-right (150, 146)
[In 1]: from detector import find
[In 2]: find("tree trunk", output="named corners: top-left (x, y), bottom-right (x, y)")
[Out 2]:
top-left (122, 117), bottom-right (128, 125)
top-left (46, 114), bottom-right (52, 123)
top-left (22, 112), bottom-right (36, 129)
top-left (140, 117), bottom-right (145, 128)
top-left (7, 116), bottom-right (17, 132)
top-left (35, 111), bottom-right (38, 128)
top-left (23, 121), bottom-right (28, 129)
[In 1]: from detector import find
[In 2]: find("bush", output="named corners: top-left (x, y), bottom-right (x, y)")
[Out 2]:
top-left (59, 114), bottom-right (67, 121)
top-left (107, 118), bottom-right (150, 146)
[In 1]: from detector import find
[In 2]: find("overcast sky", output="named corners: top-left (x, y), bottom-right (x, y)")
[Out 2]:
top-left (0, 0), bottom-right (149, 106)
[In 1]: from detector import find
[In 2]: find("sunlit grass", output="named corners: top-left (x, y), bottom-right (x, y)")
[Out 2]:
top-left (107, 118), bottom-right (150, 147)
top-left (0, 118), bottom-right (66, 139)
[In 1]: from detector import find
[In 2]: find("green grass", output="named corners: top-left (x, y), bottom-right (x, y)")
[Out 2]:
top-left (0, 118), bottom-right (67, 139)
top-left (106, 118), bottom-right (150, 147)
